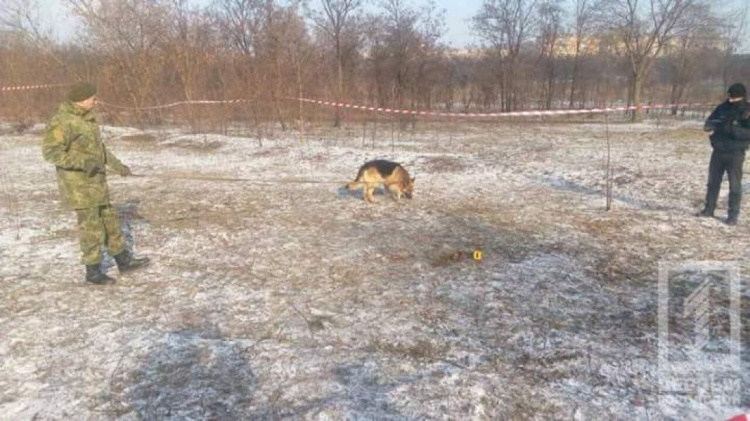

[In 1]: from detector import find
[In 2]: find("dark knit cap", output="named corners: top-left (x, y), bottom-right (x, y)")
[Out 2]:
top-left (67, 82), bottom-right (97, 102)
top-left (728, 83), bottom-right (746, 99)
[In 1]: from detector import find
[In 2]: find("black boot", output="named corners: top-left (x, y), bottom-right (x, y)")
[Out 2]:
top-left (86, 264), bottom-right (117, 285)
top-left (728, 195), bottom-right (742, 226)
top-left (114, 250), bottom-right (150, 273)
top-left (696, 208), bottom-right (714, 217)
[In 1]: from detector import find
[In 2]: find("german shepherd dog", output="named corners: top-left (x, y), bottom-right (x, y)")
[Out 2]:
top-left (347, 160), bottom-right (415, 203)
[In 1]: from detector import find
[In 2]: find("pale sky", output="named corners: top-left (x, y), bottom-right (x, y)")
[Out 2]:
top-left (39, 0), bottom-right (749, 52)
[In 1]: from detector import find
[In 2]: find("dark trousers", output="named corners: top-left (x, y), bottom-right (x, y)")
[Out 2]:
top-left (704, 150), bottom-right (745, 217)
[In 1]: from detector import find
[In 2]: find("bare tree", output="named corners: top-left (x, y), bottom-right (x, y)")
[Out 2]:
top-left (280, 8), bottom-right (316, 136)
top-left (211, 0), bottom-right (301, 129)
top-left (599, 0), bottom-right (706, 121)
top-left (68, 0), bottom-right (171, 123)
top-left (1, 0), bottom-right (71, 73)
top-left (309, 0), bottom-right (363, 127)
top-left (210, 0), bottom-right (266, 129)
top-left (412, 0), bottom-right (446, 110)
top-left (272, 4), bottom-right (316, 131)
top-left (382, 0), bottom-right (419, 109)
top-left (473, 0), bottom-right (539, 111)
top-left (537, 0), bottom-right (563, 109)
top-left (211, 0), bottom-right (265, 56)
top-left (717, 5), bottom-right (747, 88)
top-left (164, 0), bottom-right (220, 130)
top-left (568, 0), bottom-right (594, 107)
top-left (663, 3), bottom-right (719, 113)
top-left (260, 1), bottom-right (294, 130)
top-left (365, 0), bottom-right (445, 114)
top-left (1, 0), bottom-right (43, 37)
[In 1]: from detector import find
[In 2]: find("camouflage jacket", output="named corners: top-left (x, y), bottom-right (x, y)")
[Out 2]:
top-left (42, 101), bottom-right (126, 209)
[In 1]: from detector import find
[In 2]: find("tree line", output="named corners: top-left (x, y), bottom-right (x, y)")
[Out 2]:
top-left (0, 0), bottom-right (748, 127)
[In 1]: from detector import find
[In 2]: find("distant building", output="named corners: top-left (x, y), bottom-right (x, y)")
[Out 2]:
top-left (553, 35), bottom-right (602, 56)
top-left (549, 33), bottom-right (727, 57)
top-left (443, 48), bottom-right (483, 59)
top-left (443, 32), bottom-right (729, 59)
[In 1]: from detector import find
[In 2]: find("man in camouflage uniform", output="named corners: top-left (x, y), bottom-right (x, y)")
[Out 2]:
top-left (42, 82), bottom-right (150, 284)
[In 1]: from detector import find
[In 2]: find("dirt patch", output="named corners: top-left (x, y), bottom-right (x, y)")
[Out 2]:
top-left (663, 127), bottom-right (704, 140)
top-left (118, 134), bottom-right (157, 143)
top-left (420, 155), bottom-right (469, 173)
top-left (160, 135), bottom-right (223, 150)
top-left (250, 147), bottom-right (281, 157)
top-left (430, 249), bottom-right (481, 267)
top-left (364, 338), bottom-right (450, 361)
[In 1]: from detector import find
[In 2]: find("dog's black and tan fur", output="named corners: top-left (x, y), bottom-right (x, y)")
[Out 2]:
top-left (347, 160), bottom-right (415, 203)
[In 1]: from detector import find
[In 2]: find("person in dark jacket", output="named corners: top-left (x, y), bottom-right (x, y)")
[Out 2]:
top-left (698, 83), bottom-right (750, 225)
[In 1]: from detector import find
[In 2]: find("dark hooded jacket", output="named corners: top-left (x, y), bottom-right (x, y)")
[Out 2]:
top-left (704, 99), bottom-right (750, 152)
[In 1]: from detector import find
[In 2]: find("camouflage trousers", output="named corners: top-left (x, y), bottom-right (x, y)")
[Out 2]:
top-left (75, 205), bottom-right (126, 265)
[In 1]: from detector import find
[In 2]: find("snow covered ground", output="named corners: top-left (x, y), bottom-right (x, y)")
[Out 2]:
top-left (1, 117), bottom-right (748, 420)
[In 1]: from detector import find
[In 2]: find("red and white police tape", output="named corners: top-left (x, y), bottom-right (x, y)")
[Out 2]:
top-left (1, 80), bottom-right (713, 118)
top-left (97, 96), bottom-right (711, 119)
top-left (97, 99), bottom-right (254, 111)
top-left (0, 83), bottom-right (69, 93)
top-left (292, 97), bottom-right (712, 118)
